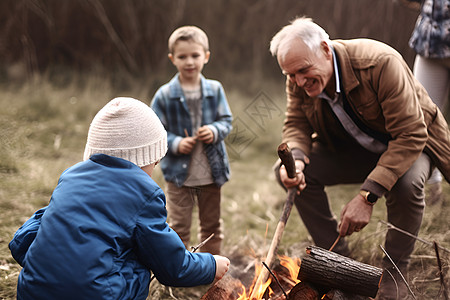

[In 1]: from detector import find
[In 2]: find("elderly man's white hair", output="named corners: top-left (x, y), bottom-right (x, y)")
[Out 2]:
top-left (270, 17), bottom-right (330, 59)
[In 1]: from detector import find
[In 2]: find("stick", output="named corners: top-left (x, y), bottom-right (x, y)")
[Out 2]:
top-left (249, 143), bottom-right (296, 299)
top-left (433, 241), bottom-right (449, 300)
top-left (277, 143), bottom-right (296, 178)
top-left (328, 235), bottom-right (341, 252)
top-left (262, 261), bottom-right (287, 299)
top-left (184, 128), bottom-right (189, 137)
top-left (379, 244), bottom-right (417, 300)
top-left (379, 220), bottom-right (450, 253)
top-left (191, 233), bottom-right (215, 253)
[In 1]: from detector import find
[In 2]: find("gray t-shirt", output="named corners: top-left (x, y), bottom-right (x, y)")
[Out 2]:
top-left (183, 88), bottom-right (214, 187)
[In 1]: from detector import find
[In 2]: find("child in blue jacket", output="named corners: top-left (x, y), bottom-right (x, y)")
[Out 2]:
top-left (151, 26), bottom-right (233, 255)
top-left (9, 97), bottom-right (230, 300)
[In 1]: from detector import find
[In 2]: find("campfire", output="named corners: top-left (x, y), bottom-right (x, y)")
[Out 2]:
top-left (235, 255), bottom-right (301, 300)
top-left (202, 144), bottom-right (382, 300)
top-left (201, 246), bottom-right (382, 300)
top-left (201, 252), bottom-right (302, 300)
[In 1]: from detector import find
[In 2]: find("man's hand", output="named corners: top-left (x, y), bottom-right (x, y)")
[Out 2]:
top-left (339, 193), bottom-right (373, 236)
top-left (178, 137), bottom-right (197, 154)
top-left (279, 160), bottom-right (306, 193)
top-left (197, 126), bottom-right (214, 144)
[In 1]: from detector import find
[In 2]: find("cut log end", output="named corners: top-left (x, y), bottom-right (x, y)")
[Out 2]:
top-left (287, 281), bottom-right (318, 300)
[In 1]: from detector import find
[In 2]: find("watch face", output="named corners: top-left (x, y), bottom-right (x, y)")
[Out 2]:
top-left (367, 193), bottom-right (378, 203)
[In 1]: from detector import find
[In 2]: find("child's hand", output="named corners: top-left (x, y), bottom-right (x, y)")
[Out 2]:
top-left (178, 137), bottom-right (197, 154)
top-left (213, 255), bottom-right (230, 281)
top-left (197, 126), bottom-right (214, 144)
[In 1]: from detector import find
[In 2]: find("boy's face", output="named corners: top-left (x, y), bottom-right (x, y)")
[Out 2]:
top-left (169, 40), bottom-right (210, 83)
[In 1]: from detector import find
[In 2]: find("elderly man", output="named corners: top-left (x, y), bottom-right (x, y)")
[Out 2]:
top-left (271, 17), bottom-right (449, 299)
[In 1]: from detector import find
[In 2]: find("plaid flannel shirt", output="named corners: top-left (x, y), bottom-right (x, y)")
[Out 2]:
top-left (151, 74), bottom-right (232, 187)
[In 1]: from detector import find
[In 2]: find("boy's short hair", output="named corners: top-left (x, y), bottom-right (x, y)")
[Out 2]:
top-left (168, 26), bottom-right (209, 53)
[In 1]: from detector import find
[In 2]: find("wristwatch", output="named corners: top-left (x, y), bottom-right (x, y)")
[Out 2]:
top-left (359, 190), bottom-right (378, 206)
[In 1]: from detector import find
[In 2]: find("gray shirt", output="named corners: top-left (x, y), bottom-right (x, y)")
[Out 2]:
top-left (183, 88), bottom-right (214, 186)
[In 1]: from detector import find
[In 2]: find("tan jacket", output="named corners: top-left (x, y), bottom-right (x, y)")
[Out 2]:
top-left (283, 38), bottom-right (450, 191)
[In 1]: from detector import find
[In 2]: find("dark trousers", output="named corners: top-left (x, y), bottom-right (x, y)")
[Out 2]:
top-left (280, 142), bottom-right (431, 266)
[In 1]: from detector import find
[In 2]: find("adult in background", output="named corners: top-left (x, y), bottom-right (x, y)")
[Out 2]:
top-left (409, 0), bottom-right (450, 205)
top-left (270, 17), bottom-right (450, 299)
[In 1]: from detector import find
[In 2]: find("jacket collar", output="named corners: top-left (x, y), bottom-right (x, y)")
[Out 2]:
top-left (319, 46), bottom-right (341, 102)
top-left (89, 154), bottom-right (136, 169)
top-left (331, 40), bottom-right (360, 95)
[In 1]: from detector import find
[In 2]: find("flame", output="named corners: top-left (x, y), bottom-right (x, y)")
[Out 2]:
top-left (236, 255), bottom-right (301, 300)
top-left (279, 255), bottom-right (301, 285)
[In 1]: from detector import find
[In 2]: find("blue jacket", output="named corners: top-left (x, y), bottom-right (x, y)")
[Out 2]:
top-left (151, 74), bottom-right (232, 187)
top-left (9, 154), bottom-right (216, 300)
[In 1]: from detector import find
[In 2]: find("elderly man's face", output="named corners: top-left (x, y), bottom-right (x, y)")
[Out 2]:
top-left (278, 39), bottom-right (334, 98)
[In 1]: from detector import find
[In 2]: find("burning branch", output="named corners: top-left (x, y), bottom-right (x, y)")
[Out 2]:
top-left (249, 143), bottom-right (297, 299)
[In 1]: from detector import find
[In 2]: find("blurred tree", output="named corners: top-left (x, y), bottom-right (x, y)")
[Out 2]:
top-left (0, 0), bottom-right (420, 90)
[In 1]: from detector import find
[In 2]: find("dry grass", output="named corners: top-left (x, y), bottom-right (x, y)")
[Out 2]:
top-left (0, 77), bottom-right (449, 299)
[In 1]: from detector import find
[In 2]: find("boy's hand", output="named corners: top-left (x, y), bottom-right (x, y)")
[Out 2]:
top-left (213, 255), bottom-right (230, 281)
top-left (197, 126), bottom-right (214, 144)
top-left (178, 137), bottom-right (197, 154)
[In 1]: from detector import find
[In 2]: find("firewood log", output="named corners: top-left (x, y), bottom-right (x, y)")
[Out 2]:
top-left (288, 283), bottom-right (371, 300)
top-left (200, 274), bottom-right (243, 300)
top-left (298, 246), bottom-right (382, 298)
top-left (287, 281), bottom-right (319, 299)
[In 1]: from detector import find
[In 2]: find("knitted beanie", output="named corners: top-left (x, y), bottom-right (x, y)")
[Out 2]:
top-left (83, 97), bottom-right (167, 167)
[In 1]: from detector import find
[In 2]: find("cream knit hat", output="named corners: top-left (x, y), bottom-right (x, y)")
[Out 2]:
top-left (83, 97), bottom-right (167, 167)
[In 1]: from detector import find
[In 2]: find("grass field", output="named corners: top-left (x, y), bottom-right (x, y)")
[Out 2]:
top-left (0, 77), bottom-right (449, 299)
